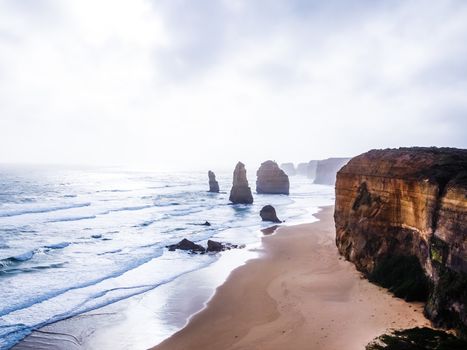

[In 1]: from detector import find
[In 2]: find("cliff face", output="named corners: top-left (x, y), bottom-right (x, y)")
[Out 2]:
top-left (256, 161), bottom-right (289, 195)
top-left (280, 163), bottom-right (296, 176)
top-left (314, 158), bottom-right (350, 185)
top-left (334, 147), bottom-right (467, 335)
top-left (229, 162), bottom-right (253, 204)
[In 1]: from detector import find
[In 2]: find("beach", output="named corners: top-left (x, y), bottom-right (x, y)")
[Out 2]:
top-left (154, 206), bottom-right (430, 350)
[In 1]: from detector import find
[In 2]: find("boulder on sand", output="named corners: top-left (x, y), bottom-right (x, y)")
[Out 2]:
top-left (260, 205), bottom-right (282, 223)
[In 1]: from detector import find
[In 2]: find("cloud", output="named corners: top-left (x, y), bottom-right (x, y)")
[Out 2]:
top-left (0, 0), bottom-right (466, 170)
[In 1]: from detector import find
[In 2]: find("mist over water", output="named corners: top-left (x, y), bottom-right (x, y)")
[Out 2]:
top-left (0, 165), bottom-right (334, 349)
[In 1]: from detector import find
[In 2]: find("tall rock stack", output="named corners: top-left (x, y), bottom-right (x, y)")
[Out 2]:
top-left (229, 162), bottom-right (253, 204)
top-left (208, 170), bottom-right (219, 193)
top-left (256, 160), bottom-right (290, 195)
top-left (334, 147), bottom-right (467, 335)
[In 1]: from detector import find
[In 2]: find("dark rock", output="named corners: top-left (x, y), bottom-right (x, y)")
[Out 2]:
top-left (260, 205), bottom-right (282, 223)
top-left (229, 162), bottom-right (253, 204)
top-left (256, 161), bottom-right (289, 195)
top-left (207, 240), bottom-right (224, 252)
top-left (167, 238), bottom-right (206, 253)
top-left (202, 221), bottom-right (211, 226)
top-left (208, 170), bottom-right (220, 193)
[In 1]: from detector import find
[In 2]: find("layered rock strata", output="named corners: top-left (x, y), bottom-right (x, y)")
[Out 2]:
top-left (229, 162), bottom-right (254, 204)
top-left (256, 160), bottom-right (290, 195)
top-left (208, 170), bottom-right (220, 193)
top-left (334, 147), bottom-right (467, 335)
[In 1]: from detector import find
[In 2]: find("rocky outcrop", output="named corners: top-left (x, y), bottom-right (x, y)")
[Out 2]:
top-left (167, 239), bottom-right (242, 253)
top-left (208, 170), bottom-right (220, 193)
top-left (334, 147), bottom-right (467, 335)
top-left (256, 161), bottom-right (289, 195)
top-left (280, 163), bottom-right (296, 176)
top-left (314, 157), bottom-right (350, 185)
top-left (260, 205), bottom-right (282, 223)
top-left (229, 162), bottom-right (253, 204)
top-left (167, 239), bottom-right (206, 253)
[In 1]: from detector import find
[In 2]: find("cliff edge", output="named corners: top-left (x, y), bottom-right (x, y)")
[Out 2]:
top-left (334, 147), bottom-right (467, 336)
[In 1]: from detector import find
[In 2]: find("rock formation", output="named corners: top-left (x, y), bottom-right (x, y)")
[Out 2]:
top-left (260, 205), bottom-right (282, 223)
top-left (334, 147), bottom-right (467, 335)
top-left (256, 160), bottom-right (290, 195)
top-left (167, 239), bottom-right (241, 254)
top-left (307, 160), bottom-right (318, 179)
top-left (296, 162), bottom-right (309, 176)
top-left (167, 239), bottom-right (206, 253)
top-left (229, 162), bottom-right (253, 204)
top-left (280, 163), bottom-right (296, 176)
top-left (208, 170), bottom-right (220, 193)
top-left (314, 157), bottom-right (350, 185)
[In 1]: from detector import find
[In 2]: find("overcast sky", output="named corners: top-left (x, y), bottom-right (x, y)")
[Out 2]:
top-left (0, 0), bottom-right (466, 171)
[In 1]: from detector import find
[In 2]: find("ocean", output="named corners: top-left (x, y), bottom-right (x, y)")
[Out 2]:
top-left (0, 165), bottom-right (334, 349)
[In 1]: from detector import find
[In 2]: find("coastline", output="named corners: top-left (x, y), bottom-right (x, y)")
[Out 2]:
top-left (153, 206), bottom-right (430, 350)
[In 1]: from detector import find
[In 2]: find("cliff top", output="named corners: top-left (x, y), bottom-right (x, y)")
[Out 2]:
top-left (339, 147), bottom-right (467, 187)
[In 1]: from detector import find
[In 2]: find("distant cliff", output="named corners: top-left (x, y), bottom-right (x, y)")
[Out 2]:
top-left (314, 158), bottom-right (350, 185)
top-left (334, 147), bottom-right (467, 336)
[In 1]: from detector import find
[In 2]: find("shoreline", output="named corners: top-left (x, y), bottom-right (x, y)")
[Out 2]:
top-left (153, 206), bottom-right (430, 350)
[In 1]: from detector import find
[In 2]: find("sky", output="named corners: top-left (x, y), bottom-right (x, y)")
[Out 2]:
top-left (0, 0), bottom-right (466, 171)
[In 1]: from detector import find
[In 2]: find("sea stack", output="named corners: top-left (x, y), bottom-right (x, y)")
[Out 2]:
top-left (256, 160), bottom-right (289, 195)
top-left (334, 147), bottom-right (467, 335)
top-left (208, 170), bottom-right (220, 193)
top-left (229, 162), bottom-right (253, 204)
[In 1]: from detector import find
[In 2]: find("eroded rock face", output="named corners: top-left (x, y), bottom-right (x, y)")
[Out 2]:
top-left (260, 205), bottom-right (282, 223)
top-left (334, 147), bottom-right (467, 335)
top-left (256, 160), bottom-right (289, 195)
top-left (229, 162), bottom-right (253, 204)
top-left (208, 170), bottom-right (220, 193)
top-left (314, 157), bottom-right (350, 185)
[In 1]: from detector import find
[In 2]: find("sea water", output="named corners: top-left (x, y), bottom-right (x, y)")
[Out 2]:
top-left (0, 165), bottom-right (334, 349)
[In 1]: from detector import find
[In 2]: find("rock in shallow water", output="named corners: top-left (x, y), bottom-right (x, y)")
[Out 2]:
top-left (167, 239), bottom-right (206, 253)
top-left (229, 162), bottom-right (253, 204)
top-left (260, 205), bottom-right (282, 223)
top-left (208, 170), bottom-right (220, 193)
top-left (256, 161), bottom-right (289, 195)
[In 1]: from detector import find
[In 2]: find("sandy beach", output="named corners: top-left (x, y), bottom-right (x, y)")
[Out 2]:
top-left (154, 206), bottom-right (430, 350)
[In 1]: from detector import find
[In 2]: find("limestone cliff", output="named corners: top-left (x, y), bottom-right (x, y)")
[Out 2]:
top-left (229, 162), bottom-right (253, 204)
top-left (314, 158), bottom-right (350, 185)
top-left (280, 163), bottom-right (296, 176)
top-left (334, 147), bottom-right (467, 335)
top-left (256, 161), bottom-right (289, 195)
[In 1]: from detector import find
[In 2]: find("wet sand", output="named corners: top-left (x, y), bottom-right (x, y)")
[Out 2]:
top-left (153, 206), bottom-right (430, 350)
